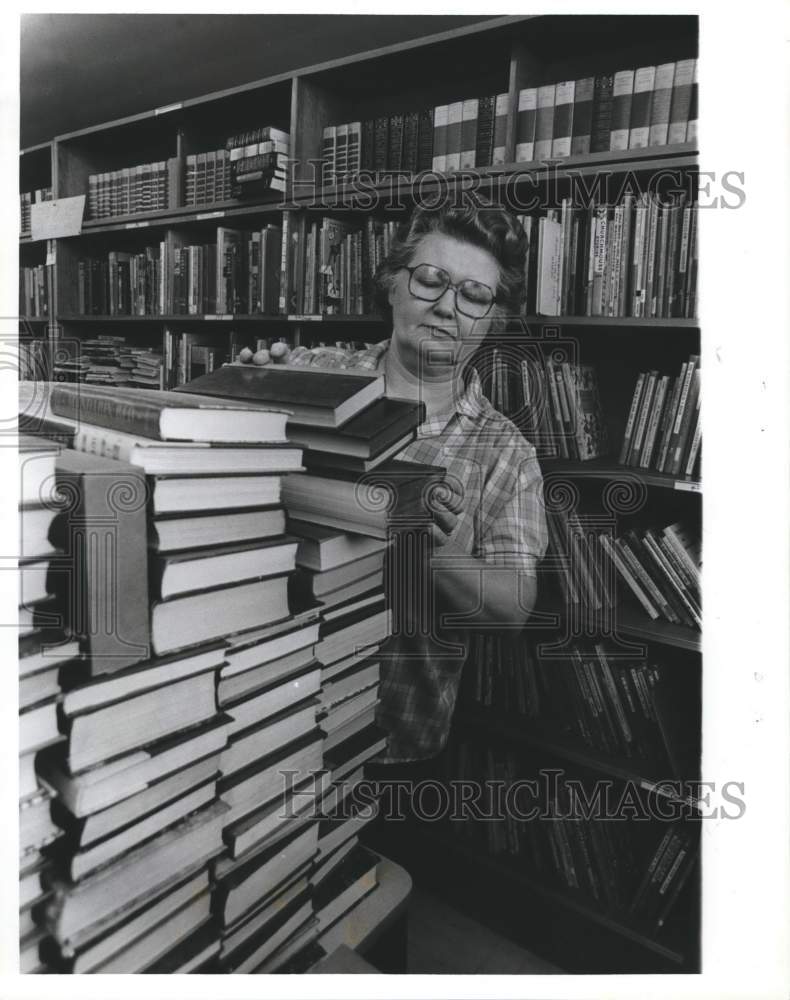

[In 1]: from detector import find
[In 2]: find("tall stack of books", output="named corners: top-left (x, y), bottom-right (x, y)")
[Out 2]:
top-left (19, 384), bottom-right (326, 973)
top-left (18, 435), bottom-right (73, 973)
top-left (226, 126), bottom-right (290, 198)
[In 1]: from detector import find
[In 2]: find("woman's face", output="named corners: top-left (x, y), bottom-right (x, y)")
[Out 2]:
top-left (388, 232), bottom-right (500, 379)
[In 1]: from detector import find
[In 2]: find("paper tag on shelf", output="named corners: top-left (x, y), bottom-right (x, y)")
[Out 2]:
top-left (288, 314), bottom-right (321, 322)
top-left (30, 196), bottom-right (86, 240)
top-left (154, 102), bottom-right (183, 116)
top-left (674, 480), bottom-right (702, 493)
top-left (125, 221), bottom-right (150, 229)
top-left (196, 211), bottom-right (224, 220)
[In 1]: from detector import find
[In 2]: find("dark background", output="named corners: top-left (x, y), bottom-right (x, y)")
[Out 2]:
top-left (20, 13), bottom-right (493, 148)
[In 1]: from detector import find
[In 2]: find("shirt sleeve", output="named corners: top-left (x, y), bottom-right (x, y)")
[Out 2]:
top-left (479, 432), bottom-right (548, 574)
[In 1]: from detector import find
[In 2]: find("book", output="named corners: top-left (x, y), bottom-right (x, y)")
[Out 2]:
top-left (285, 396), bottom-right (423, 460)
top-left (177, 362), bottom-right (384, 429)
top-left (460, 98), bottom-right (479, 168)
top-left (218, 870), bottom-right (308, 959)
top-left (648, 62), bottom-right (676, 145)
top-left (223, 663), bottom-right (321, 736)
top-left (313, 844), bottom-right (378, 933)
top-left (590, 74), bottom-right (614, 153)
top-left (218, 645), bottom-right (317, 706)
top-left (221, 615), bottom-right (320, 677)
top-left (474, 94), bottom-right (495, 167)
top-left (149, 508), bottom-right (287, 554)
top-left (515, 87), bottom-right (538, 162)
top-left (416, 107), bottom-right (434, 171)
top-left (50, 449), bottom-right (150, 675)
top-left (570, 77), bottom-right (595, 155)
top-left (289, 519), bottom-right (389, 572)
top-left (44, 799), bottom-right (228, 949)
top-left (48, 384), bottom-right (289, 444)
top-left (552, 80), bottom-right (575, 158)
top-left (534, 84), bottom-right (556, 161)
top-left (491, 92), bottom-right (509, 164)
top-left (609, 69), bottom-right (635, 150)
top-left (150, 574), bottom-right (290, 656)
top-left (292, 549), bottom-right (385, 599)
top-left (69, 423), bottom-right (303, 475)
top-left (149, 473), bottom-right (283, 514)
top-left (37, 717), bottom-right (228, 818)
top-left (668, 59), bottom-right (696, 144)
top-left (629, 66), bottom-right (656, 148)
top-left (444, 101), bottom-right (464, 172)
top-left (221, 698), bottom-right (318, 777)
top-left (686, 60), bottom-right (699, 143)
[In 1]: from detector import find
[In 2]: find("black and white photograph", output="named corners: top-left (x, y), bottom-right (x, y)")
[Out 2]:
top-left (3, 5), bottom-right (788, 995)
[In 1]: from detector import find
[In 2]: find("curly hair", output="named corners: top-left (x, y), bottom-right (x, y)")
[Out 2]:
top-left (372, 205), bottom-right (527, 326)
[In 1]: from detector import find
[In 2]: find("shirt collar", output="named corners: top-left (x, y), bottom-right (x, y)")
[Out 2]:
top-left (376, 340), bottom-right (487, 436)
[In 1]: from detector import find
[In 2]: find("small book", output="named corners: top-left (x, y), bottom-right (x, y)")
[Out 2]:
top-left (177, 362), bottom-right (384, 429)
top-left (284, 396), bottom-right (424, 460)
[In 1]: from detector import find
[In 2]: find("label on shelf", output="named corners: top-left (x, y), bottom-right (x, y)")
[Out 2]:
top-left (288, 314), bottom-right (321, 322)
top-left (205, 314), bottom-right (233, 321)
top-left (196, 211), bottom-right (225, 220)
top-left (125, 221), bottom-right (150, 229)
top-left (674, 480), bottom-right (702, 493)
top-left (154, 102), bottom-right (183, 116)
top-left (30, 196), bottom-right (85, 240)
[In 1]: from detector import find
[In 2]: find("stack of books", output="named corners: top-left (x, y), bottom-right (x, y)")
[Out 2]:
top-left (619, 355), bottom-right (700, 478)
top-left (20, 384), bottom-right (327, 973)
top-left (18, 435), bottom-right (73, 973)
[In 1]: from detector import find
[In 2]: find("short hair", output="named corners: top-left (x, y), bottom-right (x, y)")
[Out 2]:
top-left (372, 205), bottom-right (527, 325)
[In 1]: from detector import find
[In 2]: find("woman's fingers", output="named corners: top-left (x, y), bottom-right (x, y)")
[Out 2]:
top-left (433, 503), bottom-right (457, 538)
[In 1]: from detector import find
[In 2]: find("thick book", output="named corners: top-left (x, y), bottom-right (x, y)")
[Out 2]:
top-left (313, 844), bottom-right (378, 933)
top-left (152, 535), bottom-right (296, 599)
top-left (668, 59), bottom-right (696, 144)
top-left (36, 716), bottom-right (229, 818)
top-left (474, 94), bottom-right (495, 167)
top-left (221, 614), bottom-right (320, 677)
top-left (177, 362), bottom-right (384, 429)
top-left (150, 574), bottom-right (290, 656)
top-left (459, 98), bottom-right (479, 168)
top-left (284, 396), bottom-right (424, 460)
top-left (149, 507), bottom-right (287, 554)
top-left (515, 87), bottom-right (538, 162)
top-left (444, 101), bottom-right (464, 172)
top-left (649, 62), bottom-right (676, 146)
top-left (570, 77), bottom-right (595, 155)
top-left (218, 644), bottom-right (317, 706)
top-left (534, 84), bottom-right (556, 161)
top-left (223, 663), bottom-right (322, 736)
top-left (149, 472), bottom-right (282, 514)
top-left (218, 870), bottom-right (308, 959)
top-left (431, 104), bottom-right (449, 172)
top-left (289, 519), bottom-right (389, 572)
top-left (48, 384), bottom-right (289, 443)
top-left (402, 110), bottom-right (420, 173)
top-left (610, 69), bottom-right (635, 150)
top-left (50, 449), bottom-right (150, 675)
top-left (590, 74), bottom-right (614, 153)
top-left (416, 107), bottom-right (434, 171)
top-left (551, 80), bottom-right (575, 158)
top-left (628, 66), bottom-right (656, 149)
top-left (491, 92), bottom-right (509, 164)
top-left (220, 698), bottom-right (318, 777)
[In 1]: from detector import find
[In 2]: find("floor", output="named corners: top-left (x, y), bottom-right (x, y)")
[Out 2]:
top-left (406, 885), bottom-right (564, 975)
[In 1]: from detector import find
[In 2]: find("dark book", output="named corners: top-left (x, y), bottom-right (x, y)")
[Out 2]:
top-left (177, 362), bottom-right (384, 429)
top-left (387, 113), bottom-right (404, 171)
top-left (609, 69), bottom-right (635, 151)
top-left (149, 508), bottom-right (287, 555)
top-left (571, 77), bottom-right (595, 155)
top-left (373, 116), bottom-right (389, 172)
top-left (50, 450), bottom-right (150, 675)
top-left (285, 396), bottom-right (424, 460)
top-left (219, 887), bottom-right (313, 972)
top-left (590, 74), bottom-right (614, 153)
top-left (360, 119), bottom-right (375, 172)
top-left (313, 844), bottom-right (378, 932)
top-left (401, 110), bottom-right (420, 172)
top-left (416, 107), bottom-right (434, 171)
top-left (48, 384), bottom-right (289, 444)
top-left (475, 94), bottom-right (496, 167)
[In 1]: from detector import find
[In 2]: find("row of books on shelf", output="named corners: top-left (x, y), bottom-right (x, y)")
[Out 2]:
top-left (449, 739), bottom-right (698, 930)
top-left (517, 194), bottom-right (698, 319)
top-left (20, 187), bottom-right (53, 233)
top-left (459, 634), bottom-right (698, 773)
top-left (20, 265), bottom-right (51, 318)
top-left (547, 511), bottom-right (701, 631)
top-left (87, 126), bottom-right (291, 221)
top-left (321, 58), bottom-right (697, 185)
top-left (18, 364), bottom-right (431, 972)
top-left (620, 357), bottom-right (700, 476)
top-left (511, 61), bottom-right (698, 163)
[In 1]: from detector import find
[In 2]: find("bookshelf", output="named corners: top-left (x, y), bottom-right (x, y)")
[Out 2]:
top-left (20, 12), bottom-right (701, 975)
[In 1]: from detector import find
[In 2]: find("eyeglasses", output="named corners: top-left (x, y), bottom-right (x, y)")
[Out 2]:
top-left (404, 263), bottom-right (497, 319)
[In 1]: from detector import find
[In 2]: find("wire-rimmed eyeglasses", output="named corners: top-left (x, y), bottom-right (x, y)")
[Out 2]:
top-left (404, 263), bottom-right (497, 319)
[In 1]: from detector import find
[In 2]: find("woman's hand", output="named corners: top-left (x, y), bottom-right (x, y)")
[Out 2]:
top-left (430, 491), bottom-right (464, 551)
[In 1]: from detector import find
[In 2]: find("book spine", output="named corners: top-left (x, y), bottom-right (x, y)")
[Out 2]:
top-left (649, 62), bottom-right (676, 146)
top-left (640, 374), bottom-right (669, 468)
top-left (619, 372), bottom-right (646, 464)
top-left (402, 111), bottom-right (420, 172)
top-left (515, 87), bottom-right (538, 162)
top-left (670, 367), bottom-right (700, 475)
top-left (322, 126), bottom-right (336, 186)
top-left (609, 70), bottom-right (635, 151)
top-left (387, 113), bottom-right (404, 172)
top-left (460, 98), bottom-right (479, 168)
top-left (600, 534), bottom-right (659, 620)
top-left (335, 123), bottom-right (349, 183)
top-left (686, 59), bottom-right (699, 143)
top-left (668, 59), bottom-right (695, 144)
top-left (444, 101), bottom-right (464, 171)
top-left (629, 65), bottom-right (656, 149)
top-left (432, 105), bottom-right (448, 172)
top-left (416, 108), bottom-right (434, 171)
top-left (551, 80), bottom-right (575, 158)
top-left (360, 119), bottom-right (375, 172)
top-left (474, 94), bottom-right (495, 168)
top-left (629, 371), bottom-right (657, 466)
top-left (491, 92), bottom-right (509, 165)
top-left (347, 121), bottom-right (361, 178)
top-left (570, 76), bottom-right (594, 155)
top-left (534, 84), bottom-right (556, 161)
top-left (590, 74), bottom-right (614, 153)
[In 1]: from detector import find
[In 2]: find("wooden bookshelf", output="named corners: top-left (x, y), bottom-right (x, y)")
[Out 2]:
top-left (21, 12), bottom-right (701, 975)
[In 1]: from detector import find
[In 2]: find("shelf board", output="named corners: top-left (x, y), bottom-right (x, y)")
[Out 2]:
top-left (537, 602), bottom-right (701, 652)
top-left (419, 828), bottom-right (687, 965)
top-left (292, 145), bottom-right (698, 207)
top-left (79, 198), bottom-right (287, 235)
top-left (521, 315), bottom-right (699, 329)
top-left (542, 458), bottom-right (702, 494)
top-left (56, 313), bottom-right (382, 324)
top-left (455, 712), bottom-right (698, 805)
top-left (19, 317), bottom-right (50, 324)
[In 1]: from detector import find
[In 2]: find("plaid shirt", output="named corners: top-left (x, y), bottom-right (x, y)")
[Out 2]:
top-left (371, 343), bottom-right (548, 762)
top-left (291, 341), bottom-right (547, 761)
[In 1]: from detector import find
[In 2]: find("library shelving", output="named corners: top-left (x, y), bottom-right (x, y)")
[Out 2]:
top-left (20, 12), bottom-right (701, 975)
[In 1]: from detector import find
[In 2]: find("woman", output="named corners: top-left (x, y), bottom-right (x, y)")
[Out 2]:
top-left (368, 205), bottom-right (548, 766)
